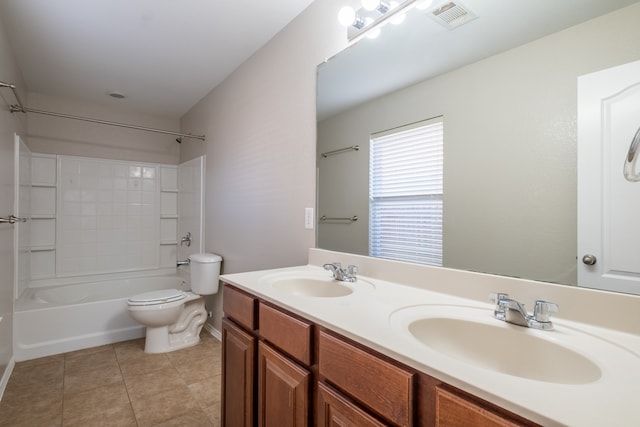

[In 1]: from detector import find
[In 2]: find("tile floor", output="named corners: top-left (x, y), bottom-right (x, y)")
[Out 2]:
top-left (0, 332), bottom-right (222, 426)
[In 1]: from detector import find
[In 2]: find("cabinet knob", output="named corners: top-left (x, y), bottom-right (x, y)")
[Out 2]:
top-left (582, 254), bottom-right (597, 265)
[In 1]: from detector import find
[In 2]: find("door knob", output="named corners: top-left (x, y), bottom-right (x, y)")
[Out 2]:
top-left (582, 254), bottom-right (597, 265)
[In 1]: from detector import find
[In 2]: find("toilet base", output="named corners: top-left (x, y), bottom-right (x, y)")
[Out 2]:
top-left (143, 296), bottom-right (207, 354)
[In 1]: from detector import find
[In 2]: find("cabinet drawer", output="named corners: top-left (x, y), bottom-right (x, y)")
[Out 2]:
top-left (259, 302), bottom-right (313, 365)
top-left (223, 284), bottom-right (257, 330)
top-left (318, 330), bottom-right (414, 426)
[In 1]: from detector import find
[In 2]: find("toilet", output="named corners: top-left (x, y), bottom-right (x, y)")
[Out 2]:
top-left (127, 253), bottom-right (222, 353)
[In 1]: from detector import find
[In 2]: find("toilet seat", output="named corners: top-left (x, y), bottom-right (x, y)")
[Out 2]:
top-left (127, 289), bottom-right (186, 306)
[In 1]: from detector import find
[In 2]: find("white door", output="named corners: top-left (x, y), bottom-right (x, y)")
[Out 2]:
top-left (578, 59), bottom-right (640, 295)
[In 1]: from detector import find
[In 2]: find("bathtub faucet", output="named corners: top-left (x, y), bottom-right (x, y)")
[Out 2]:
top-left (180, 232), bottom-right (192, 247)
top-left (177, 259), bottom-right (190, 267)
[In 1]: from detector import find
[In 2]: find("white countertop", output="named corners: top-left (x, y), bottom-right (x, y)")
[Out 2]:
top-left (220, 250), bottom-right (640, 427)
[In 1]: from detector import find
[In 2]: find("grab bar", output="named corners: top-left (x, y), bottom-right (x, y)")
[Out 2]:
top-left (321, 145), bottom-right (359, 158)
top-left (320, 215), bottom-right (358, 222)
top-left (0, 215), bottom-right (27, 224)
top-left (624, 125), bottom-right (640, 182)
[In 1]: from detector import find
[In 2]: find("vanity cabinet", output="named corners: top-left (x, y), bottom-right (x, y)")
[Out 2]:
top-left (222, 285), bottom-right (312, 427)
top-left (221, 283), bottom-right (539, 427)
top-left (221, 284), bottom-right (258, 427)
top-left (257, 301), bottom-right (313, 426)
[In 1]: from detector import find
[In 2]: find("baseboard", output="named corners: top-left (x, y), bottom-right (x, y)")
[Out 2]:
top-left (203, 322), bottom-right (221, 341)
top-left (0, 357), bottom-right (16, 401)
top-left (14, 326), bottom-right (146, 362)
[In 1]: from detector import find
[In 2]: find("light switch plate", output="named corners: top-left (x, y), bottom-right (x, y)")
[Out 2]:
top-left (305, 207), bottom-right (314, 229)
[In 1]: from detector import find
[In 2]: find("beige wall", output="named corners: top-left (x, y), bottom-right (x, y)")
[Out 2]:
top-left (27, 92), bottom-right (181, 165)
top-left (318, 3), bottom-right (640, 286)
top-left (0, 16), bottom-right (27, 387)
top-left (180, 2), bottom-right (347, 328)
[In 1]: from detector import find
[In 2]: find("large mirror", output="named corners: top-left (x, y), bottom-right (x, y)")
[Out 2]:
top-left (316, 0), bottom-right (640, 289)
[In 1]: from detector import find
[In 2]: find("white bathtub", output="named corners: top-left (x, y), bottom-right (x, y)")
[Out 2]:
top-left (14, 275), bottom-right (188, 361)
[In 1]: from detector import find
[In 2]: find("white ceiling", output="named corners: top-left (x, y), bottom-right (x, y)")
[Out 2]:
top-left (0, 0), bottom-right (316, 118)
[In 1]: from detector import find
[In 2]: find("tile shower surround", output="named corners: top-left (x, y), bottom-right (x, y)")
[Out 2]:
top-left (0, 333), bottom-right (221, 426)
top-left (58, 157), bottom-right (160, 275)
top-left (30, 155), bottom-right (179, 279)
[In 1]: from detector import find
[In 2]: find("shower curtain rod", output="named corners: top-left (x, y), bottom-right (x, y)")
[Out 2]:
top-left (0, 81), bottom-right (206, 141)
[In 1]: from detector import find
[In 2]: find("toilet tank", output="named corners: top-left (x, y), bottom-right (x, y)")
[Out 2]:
top-left (189, 253), bottom-right (222, 295)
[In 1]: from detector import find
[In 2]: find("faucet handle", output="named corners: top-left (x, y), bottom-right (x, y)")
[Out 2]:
top-left (323, 262), bottom-right (341, 270)
top-left (346, 265), bottom-right (357, 275)
top-left (533, 300), bottom-right (558, 323)
top-left (489, 292), bottom-right (509, 320)
top-left (489, 292), bottom-right (509, 304)
top-left (323, 262), bottom-right (343, 280)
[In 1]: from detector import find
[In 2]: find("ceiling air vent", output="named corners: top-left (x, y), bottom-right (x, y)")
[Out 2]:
top-left (430, 1), bottom-right (477, 30)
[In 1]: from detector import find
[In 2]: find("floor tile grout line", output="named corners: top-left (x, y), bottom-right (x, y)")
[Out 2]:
top-left (60, 352), bottom-right (67, 426)
top-left (114, 345), bottom-right (140, 427)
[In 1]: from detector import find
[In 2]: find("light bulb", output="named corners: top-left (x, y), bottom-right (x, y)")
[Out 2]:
top-left (338, 6), bottom-right (356, 27)
top-left (415, 0), bottom-right (434, 10)
top-left (361, 0), bottom-right (381, 11)
top-left (364, 18), bottom-right (381, 39)
top-left (363, 0), bottom-right (390, 13)
top-left (389, 1), bottom-right (406, 25)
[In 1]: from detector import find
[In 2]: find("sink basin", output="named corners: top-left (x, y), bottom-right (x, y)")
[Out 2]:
top-left (271, 277), bottom-right (353, 297)
top-left (391, 305), bottom-right (604, 385)
top-left (260, 270), bottom-right (375, 298)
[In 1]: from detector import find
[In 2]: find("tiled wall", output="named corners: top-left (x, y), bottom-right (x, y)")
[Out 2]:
top-left (159, 166), bottom-right (179, 269)
top-left (177, 156), bottom-right (204, 258)
top-left (30, 154), bottom-right (178, 280)
top-left (30, 154), bottom-right (57, 280)
top-left (16, 137), bottom-right (32, 299)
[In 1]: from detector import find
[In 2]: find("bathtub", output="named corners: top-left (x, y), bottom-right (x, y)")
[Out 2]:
top-left (14, 275), bottom-right (188, 361)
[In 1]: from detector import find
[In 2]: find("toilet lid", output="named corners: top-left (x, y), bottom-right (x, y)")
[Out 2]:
top-left (128, 289), bottom-right (186, 306)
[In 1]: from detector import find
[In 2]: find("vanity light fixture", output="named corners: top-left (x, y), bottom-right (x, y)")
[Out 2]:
top-left (338, 0), bottom-right (424, 43)
top-left (338, 6), bottom-right (365, 28)
top-left (364, 17), bottom-right (381, 39)
top-left (389, 1), bottom-right (407, 25)
top-left (362, 0), bottom-right (390, 13)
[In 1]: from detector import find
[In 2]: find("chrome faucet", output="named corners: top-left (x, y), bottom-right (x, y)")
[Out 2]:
top-left (180, 232), bottom-right (192, 247)
top-left (489, 293), bottom-right (558, 330)
top-left (323, 262), bottom-right (358, 282)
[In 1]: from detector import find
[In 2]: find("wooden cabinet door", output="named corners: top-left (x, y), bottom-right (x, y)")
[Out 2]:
top-left (435, 387), bottom-right (524, 427)
top-left (222, 318), bottom-right (256, 427)
top-left (317, 382), bottom-right (387, 427)
top-left (257, 341), bottom-right (310, 427)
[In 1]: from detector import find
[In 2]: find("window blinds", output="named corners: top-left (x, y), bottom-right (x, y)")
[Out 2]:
top-left (369, 119), bottom-right (443, 265)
